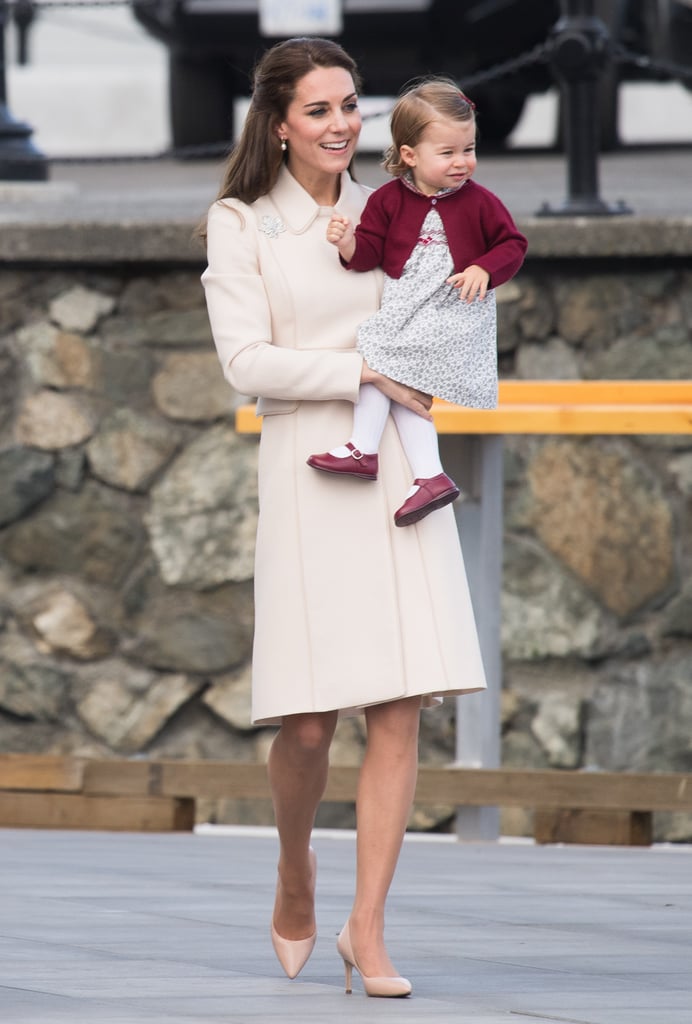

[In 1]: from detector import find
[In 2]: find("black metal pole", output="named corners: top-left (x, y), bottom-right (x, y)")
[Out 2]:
top-left (0, 0), bottom-right (48, 181)
top-left (537, 0), bottom-right (630, 216)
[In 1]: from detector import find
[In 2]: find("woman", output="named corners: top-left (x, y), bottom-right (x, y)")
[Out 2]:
top-left (201, 37), bottom-right (487, 999)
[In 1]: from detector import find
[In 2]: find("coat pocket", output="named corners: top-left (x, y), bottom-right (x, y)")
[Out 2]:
top-left (256, 396), bottom-right (299, 417)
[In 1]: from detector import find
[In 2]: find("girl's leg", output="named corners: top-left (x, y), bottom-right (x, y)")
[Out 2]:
top-left (389, 402), bottom-right (443, 480)
top-left (268, 710), bottom-right (338, 939)
top-left (348, 696), bottom-right (421, 976)
top-left (389, 402), bottom-right (460, 525)
top-left (330, 383), bottom-right (391, 457)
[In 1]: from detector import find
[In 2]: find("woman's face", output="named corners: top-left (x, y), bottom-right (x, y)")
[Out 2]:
top-left (277, 66), bottom-right (361, 190)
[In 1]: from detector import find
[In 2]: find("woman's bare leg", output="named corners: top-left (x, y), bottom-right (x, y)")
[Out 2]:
top-left (348, 696), bottom-right (421, 976)
top-left (268, 710), bottom-right (338, 939)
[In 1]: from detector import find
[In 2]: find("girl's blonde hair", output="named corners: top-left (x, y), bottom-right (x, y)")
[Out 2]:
top-left (383, 78), bottom-right (476, 177)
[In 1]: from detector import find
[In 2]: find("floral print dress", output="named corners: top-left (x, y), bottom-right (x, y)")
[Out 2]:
top-left (356, 194), bottom-right (498, 408)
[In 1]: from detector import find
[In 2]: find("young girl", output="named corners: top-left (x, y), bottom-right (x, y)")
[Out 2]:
top-left (307, 78), bottom-right (527, 527)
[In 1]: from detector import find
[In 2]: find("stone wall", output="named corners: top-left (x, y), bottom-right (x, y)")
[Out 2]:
top-left (1, 237), bottom-right (691, 839)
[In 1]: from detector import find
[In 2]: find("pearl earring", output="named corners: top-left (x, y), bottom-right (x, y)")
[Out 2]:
top-left (280, 137), bottom-right (287, 151)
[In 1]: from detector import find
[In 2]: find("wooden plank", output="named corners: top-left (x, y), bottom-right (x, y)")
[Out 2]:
top-left (237, 401), bottom-right (692, 436)
top-left (83, 758), bottom-right (354, 802)
top-left (534, 809), bottom-right (653, 846)
top-left (236, 403), bottom-right (262, 433)
top-left (0, 792), bottom-right (195, 831)
top-left (6, 757), bottom-right (691, 816)
top-left (82, 759), bottom-right (158, 797)
top-left (80, 761), bottom-right (692, 811)
top-left (412, 768), bottom-right (692, 811)
top-left (235, 380), bottom-right (692, 437)
top-left (0, 755), bottom-right (85, 793)
top-left (161, 761), bottom-right (271, 800)
top-left (495, 380), bottom-right (692, 404)
top-left (432, 404), bottom-right (692, 435)
top-left (84, 759), bottom-right (274, 801)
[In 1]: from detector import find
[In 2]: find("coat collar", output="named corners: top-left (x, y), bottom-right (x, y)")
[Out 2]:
top-left (265, 165), bottom-right (362, 233)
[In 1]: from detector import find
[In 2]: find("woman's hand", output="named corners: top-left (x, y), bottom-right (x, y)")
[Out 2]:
top-left (361, 363), bottom-right (433, 420)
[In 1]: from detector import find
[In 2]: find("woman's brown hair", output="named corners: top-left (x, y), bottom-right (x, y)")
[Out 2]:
top-left (383, 78), bottom-right (476, 177)
top-left (216, 36), bottom-right (362, 206)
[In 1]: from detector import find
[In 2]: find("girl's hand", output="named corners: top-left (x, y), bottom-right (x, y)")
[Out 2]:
top-left (447, 264), bottom-right (490, 303)
top-left (361, 362), bottom-right (433, 420)
top-left (327, 214), bottom-right (356, 263)
top-left (326, 214), bottom-right (353, 246)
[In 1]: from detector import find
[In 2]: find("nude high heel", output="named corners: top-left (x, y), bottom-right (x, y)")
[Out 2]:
top-left (270, 848), bottom-right (317, 980)
top-left (271, 922), bottom-right (316, 980)
top-left (336, 921), bottom-right (412, 998)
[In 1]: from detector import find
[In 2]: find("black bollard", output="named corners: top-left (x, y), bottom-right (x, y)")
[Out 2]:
top-left (0, 0), bottom-right (48, 181)
top-left (537, 0), bottom-right (630, 216)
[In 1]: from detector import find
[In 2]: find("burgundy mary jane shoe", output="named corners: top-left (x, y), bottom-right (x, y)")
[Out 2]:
top-left (394, 472), bottom-right (461, 527)
top-left (307, 442), bottom-right (378, 480)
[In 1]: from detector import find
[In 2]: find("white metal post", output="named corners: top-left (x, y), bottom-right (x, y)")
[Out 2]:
top-left (440, 434), bottom-right (503, 841)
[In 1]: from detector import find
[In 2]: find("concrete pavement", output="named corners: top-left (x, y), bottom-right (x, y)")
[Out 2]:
top-left (1, 827), bottom-right (691, 1024)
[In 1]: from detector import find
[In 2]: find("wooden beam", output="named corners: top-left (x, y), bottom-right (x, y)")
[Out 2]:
top-left (234, 380), bottom-right (692, 437)
top-left (3, 760), bottom-right (692, 820)
top-left (431, 403), bottom-right (692, 435)
top-left (495, 381), bottom-right (692, 404)
top-left (412, 767), bottom-right (692, 812)
top-left (161, 761), bottom-right (271, 800)
top-left (0, 792), bottom-right (195, 831)
top-left (83, 759), bottom-right (158, 797)
top-left (533, 809), bottom-right (653, 846)
top-left (58, 760), bottom-right (692, 813)
top-left (81, 760), bottom-right (272, 799)
top-left (0, 754), bottom-right (85, 793)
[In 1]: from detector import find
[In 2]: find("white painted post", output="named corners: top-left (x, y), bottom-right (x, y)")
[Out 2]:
top-left (440, 434), bottom-right (503, 841)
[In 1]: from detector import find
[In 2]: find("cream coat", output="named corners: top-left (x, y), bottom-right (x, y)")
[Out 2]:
top-left (202, 166), bottom-right (486, 724)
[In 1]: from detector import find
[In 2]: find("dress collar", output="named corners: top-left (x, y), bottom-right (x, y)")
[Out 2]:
top-left (401, 172), bottom-right (466, 199)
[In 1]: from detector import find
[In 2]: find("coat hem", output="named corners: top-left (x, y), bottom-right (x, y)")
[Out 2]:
top-left (252, 685), bottom-right (486, 728)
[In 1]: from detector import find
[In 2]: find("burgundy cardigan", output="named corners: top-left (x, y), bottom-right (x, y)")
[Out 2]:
top-left (343, 177), bottom-right (527, 286)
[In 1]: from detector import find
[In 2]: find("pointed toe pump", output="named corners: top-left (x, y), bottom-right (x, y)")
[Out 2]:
top-left (336, 921), bottom-right (412, 998)
top-left (270, 848), bottom-right (317, 979)
top-left (271, 922), bottom-right (317, 980)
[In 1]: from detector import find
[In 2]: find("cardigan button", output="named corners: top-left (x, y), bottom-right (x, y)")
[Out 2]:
top-left (431, 198), bottom-right (437, 205)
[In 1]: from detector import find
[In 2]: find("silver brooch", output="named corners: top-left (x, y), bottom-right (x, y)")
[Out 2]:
top-left (259, 215), bottom-right (286, 239)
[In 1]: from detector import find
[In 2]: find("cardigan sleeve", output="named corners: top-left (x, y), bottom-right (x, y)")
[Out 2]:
top-left (201, 200), bottom-right (363, 403)
top-left (472, 191), bottom-right (528, 287)
top-left (342, 188), bottom-right (390, 273)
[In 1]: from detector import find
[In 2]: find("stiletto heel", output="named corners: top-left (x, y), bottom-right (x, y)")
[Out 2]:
top-left (342, 957), bottom-right (353, 994)
top-left (336, 921), bottom-right (412, 998)
top-left (271, 848), bottom-right (317, 979)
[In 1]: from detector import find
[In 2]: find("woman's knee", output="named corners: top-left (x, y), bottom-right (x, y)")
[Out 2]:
top-left (366, 697), bottom-right (421, 743)
top-left (280, 712), bottom-right (337, 755)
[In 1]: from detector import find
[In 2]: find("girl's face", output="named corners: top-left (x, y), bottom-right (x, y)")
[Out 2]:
top-left (277, 66), bottom-right (361, 195)
top-left (401, 117), bottom-right (477, 196)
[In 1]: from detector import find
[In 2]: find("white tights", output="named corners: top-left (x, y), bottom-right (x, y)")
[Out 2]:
top-left (333, 382), bottom-right (443, 480)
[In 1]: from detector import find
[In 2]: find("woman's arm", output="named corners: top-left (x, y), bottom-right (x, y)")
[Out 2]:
top-left (202, 201), bottom-right (363, 403)
top-left (361, 362), bottom-right (433, 420)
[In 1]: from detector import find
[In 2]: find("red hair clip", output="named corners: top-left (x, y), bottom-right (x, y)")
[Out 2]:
top-left (459, 91), bottom-right (476, 110)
